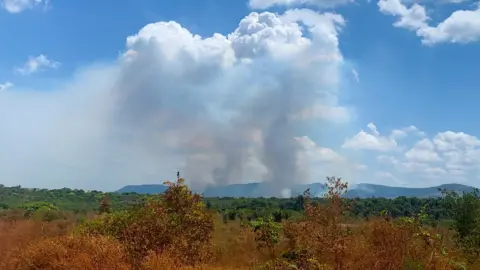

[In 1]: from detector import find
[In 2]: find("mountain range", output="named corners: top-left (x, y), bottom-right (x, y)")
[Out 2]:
top-left (117, 182), bottom-right (477, 199)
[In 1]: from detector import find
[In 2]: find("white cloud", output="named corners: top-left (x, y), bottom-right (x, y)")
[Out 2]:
top-left (377, 154), bottom-right (400, 165)
top-left (373, 128), bottom-right (480, 186)
top-left (342, 122), bottom-right (398, 152)
top-left (433, 131), bottom-right (480, 152)
top-left (378, 0), bottom-right (480, 45)
top-left (0, 9), bottom-right (354, 193)
top-left (390, 126), bottom-right (425, 140)
top-left (338, 121), bottom-right (480, 187)
top-left (433, 131), bottom-right (480, 172)
top-left (367, 122), bottom-right (380, 136)
top-left (404, 138), bottom-right (441, 162)
top-left (419, 9), bottom-right (480, 45)
top-left (1, 0), bottom-right (47, 13)
top-left (295, 135), bottom-right (344, 163)
top-left (405, 125), bottom-right (426, 136)
top-left (379, 154), bottom-right (451, 183)
top-left (378, 0), bottom-right (429, 30)
top-left (390, 129), bottom-right (407, 139)
top-left (16, 54), bottom-right (60, 75)
top-left (0, 82), bottom-right (13, 92)
top-left (295, 135), bottom-right (366, 185)
top-left (249, 0), bottom-right (354, 9)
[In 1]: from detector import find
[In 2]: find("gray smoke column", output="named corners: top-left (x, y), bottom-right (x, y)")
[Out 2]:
top-left (0, 9), bottom-right (351, 194)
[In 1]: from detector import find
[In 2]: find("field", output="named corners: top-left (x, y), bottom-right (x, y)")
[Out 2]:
top-left (0, 177), bottom-right (479, 269)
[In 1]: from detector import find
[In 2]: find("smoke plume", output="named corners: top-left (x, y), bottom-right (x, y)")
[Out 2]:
top-left (0, 9), bottom-right (354, 194)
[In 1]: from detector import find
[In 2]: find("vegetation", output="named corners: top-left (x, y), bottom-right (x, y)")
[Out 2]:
top-left (0, 175), bottom-right (480, 269)
top-left (0, 183), bottom-right (457, 222)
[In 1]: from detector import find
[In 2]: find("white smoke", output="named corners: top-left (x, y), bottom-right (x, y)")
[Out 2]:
top-left (0, 9), bottom-right (356, 193)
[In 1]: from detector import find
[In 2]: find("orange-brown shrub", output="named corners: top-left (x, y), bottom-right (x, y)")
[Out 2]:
top-left (0, 218), bottom-right (76, 264)
top-left (272, 177), bottom-right (456, 270)
top-left (78, 178), bottom-right (214, 267)
top-left (0, 176), bottom-right (475, 270)
top-left (355, 217), bottom-right (452, 270)
top-left (1, 234), bottom-right (130, 270)
top-left (278, 177), bottom-right (356, 269)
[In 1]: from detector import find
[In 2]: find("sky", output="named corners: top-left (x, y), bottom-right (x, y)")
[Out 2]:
top-left (1, 0), bottom-right (480, 192)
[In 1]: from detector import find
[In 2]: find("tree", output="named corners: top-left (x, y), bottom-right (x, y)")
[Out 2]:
top-left (442, 188), bottom-right (480, 264)
top-left (99, 195), bottom-right (111, 214)
top-left (250, 216), bottom-right (282, 257)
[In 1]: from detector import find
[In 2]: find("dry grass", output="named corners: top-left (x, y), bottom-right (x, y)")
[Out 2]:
top-left (2, 234), bottom-right (130, 270)
top-left (0, 213), bottom-right (468, 270)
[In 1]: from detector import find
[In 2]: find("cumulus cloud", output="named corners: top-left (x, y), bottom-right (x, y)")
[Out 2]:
top-left (249, 0), bottom-right (355, 9)
top-left (378, 0), bottom-right (480, 45)
top-left (1, 0), bottom-right (47, 13)
top-left (372, 128), bottom-right (480, 187)
top-left (295, 136), bottom-right (366, 185)
top-left (0, 9), bottom-right (353, 193)
top-left (404, 138), bottom-right (441, 162)
top-left (433, 131), bottom-right (480, 172)
top-left (16, 54), bottom-right (60, 75)
top-left (342, 122), bottom-right (398, 152)
top-left (295, 136), bottom-right (344, 163)
top-left (433, 131), bottom-right (480, 151)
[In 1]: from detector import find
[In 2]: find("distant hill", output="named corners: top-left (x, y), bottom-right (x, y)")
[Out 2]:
top-left (117, 182), bottom-right (477, 198)
top-left (346, 183), bottom-right (476, 199)
top-left (201, 182), bottom-right (326, 198)
top-left (117, 182), bottom-right (327, 197)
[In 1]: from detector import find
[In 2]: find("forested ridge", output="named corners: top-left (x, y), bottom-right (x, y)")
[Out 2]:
top-left (0, 183), bottom-right (457, 221)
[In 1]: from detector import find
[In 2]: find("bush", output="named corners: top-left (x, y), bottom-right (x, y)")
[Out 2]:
top-left (250, 216), bottom-right (282, 256)
top-left (442, 188), bottom-right (480, 264)
top-left (78, 177), bottom-right (214, 266)
top-left (1, 235), bottom-right (129, 270)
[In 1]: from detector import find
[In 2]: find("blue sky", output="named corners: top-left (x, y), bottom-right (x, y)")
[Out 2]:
top-left (1, 0), bottom-right (480, 191)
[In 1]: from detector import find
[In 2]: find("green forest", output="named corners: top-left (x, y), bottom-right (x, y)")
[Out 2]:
top-left (0, 183), bottom-right (462, 223)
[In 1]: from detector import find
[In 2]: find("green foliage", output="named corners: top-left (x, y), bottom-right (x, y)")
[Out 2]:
top-left (250, 216), bottom-right (282, 255)
top-left (442, 188), bottom-right (480, 264)
top-left (20, 201), bottom-right (59, 218)
top-left (35, 208), bottom-right (62, 222)
top-left (0, 182), bottom-right (463, 225)
top-left (0, 185), bottom-right (145, 213)
top-left (0, 202), bottom-right (9, 210)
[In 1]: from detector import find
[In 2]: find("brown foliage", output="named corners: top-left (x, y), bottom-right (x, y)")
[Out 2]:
top-left (1, 235), bottom-right (130, 270)
top-left (0, 219), bottom-right (75, 264)
top-left (78, 177), bottom-right (214, 267)
top-left (0, 176), bottom-right (473, 269)
top-left (276, 177), bottom-right (455, 270)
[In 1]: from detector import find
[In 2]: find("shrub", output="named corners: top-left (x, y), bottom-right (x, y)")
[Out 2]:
top-left (250, 216), bottom-right (282, 256)
top-left (78, 177), bottom-right (214, 266)
top-left (281, 177), bottom-right (353, 269)
top-left (20, 202), bottom-right (59, 218)
top-left (1, 235), bottom-right (129, 270)
top-left (442, 188), bottom-right (480, 264)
